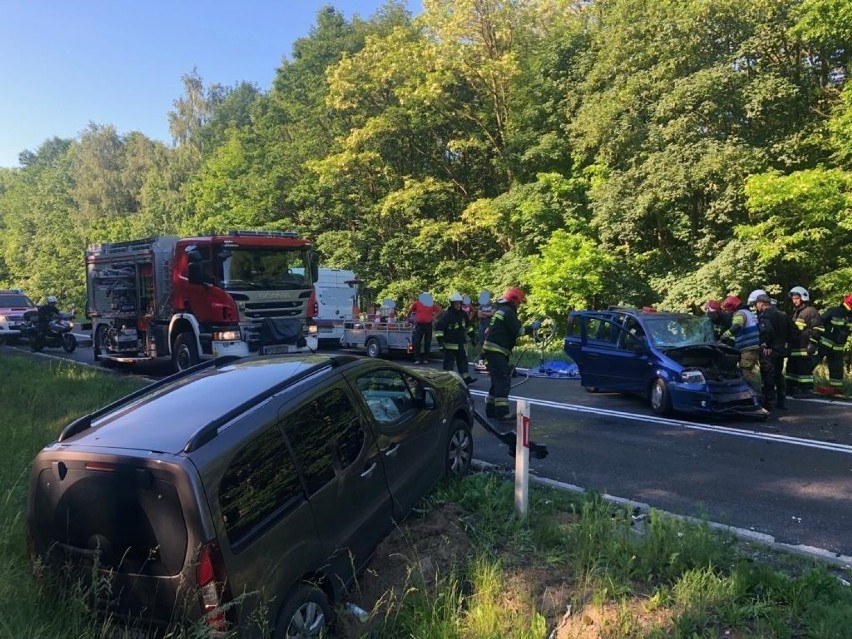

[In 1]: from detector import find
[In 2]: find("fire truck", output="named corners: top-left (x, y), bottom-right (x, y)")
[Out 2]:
top-left (86, 231), bottom-right (319, 371)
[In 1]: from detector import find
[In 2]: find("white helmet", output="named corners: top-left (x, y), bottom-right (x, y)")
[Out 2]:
top-left (747, 289), bottom-right (771, 305)
top-left (449, 292), bottom-right (463, 303)
top-left (788, 286), bottom-right (809, 302)
top-left (46, 295), bottom-right (57, 304)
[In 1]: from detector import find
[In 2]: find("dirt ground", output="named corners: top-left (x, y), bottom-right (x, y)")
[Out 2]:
top-left (336, 503), bottom-right (673, 639)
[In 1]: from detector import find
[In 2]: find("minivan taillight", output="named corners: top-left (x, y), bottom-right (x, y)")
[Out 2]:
top-left (196, 541), bottom-right (227, 631)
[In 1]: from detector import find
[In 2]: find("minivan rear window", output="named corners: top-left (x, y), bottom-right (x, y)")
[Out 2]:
top-left (32, 465), bottom-right (187, 577)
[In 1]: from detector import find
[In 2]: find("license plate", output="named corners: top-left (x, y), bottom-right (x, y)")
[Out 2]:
top-left (262, 344), bottom-right (292, 355)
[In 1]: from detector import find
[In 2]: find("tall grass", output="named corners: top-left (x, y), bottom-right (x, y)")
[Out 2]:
top-left (0, 355), bottom-right (146, 638)
top-left (368, 475), bottom-right (852, 638)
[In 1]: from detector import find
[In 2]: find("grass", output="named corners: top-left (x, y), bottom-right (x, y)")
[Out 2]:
top-left (2, 352), bottom-right (851, 638)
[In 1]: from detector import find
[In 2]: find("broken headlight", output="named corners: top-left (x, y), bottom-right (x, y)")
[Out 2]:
top-left (681, 369), bottom-right (706, 385)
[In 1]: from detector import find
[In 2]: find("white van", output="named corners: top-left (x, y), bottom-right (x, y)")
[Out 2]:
top-left (311, 269), bottom-right (359, 345)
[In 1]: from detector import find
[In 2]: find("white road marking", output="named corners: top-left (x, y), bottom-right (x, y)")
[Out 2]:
top-left (470, 389), bottom-right (852, 455)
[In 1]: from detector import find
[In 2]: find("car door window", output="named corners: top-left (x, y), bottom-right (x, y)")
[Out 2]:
top-left (282, 388), bottom-right (364, 493)
top-left (618, 317), bottom-right (646, 351)
top-left (218, 426), bottom-right (303, 547)
top-left (354, 369), bottom-right (416, 425)
top-left (586, 318), bottom-right (618, 347)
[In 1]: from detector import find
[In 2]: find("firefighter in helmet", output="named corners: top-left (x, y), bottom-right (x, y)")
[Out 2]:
top-left (785, 286), bottom-right (819, 396)
top-left (434, 292), bottom-right (477, 384)
top-left (704, 299), bottom-right (731, 340)
top-left (482, 287), bottom-right (540, 420)
top-left (810, 293), bottom-right (852, 396)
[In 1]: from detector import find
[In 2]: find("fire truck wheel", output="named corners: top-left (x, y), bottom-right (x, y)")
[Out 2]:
top-left (172, 332), bottom-right (199, 372)
top-left (93, 325), bottom-right (106, 361)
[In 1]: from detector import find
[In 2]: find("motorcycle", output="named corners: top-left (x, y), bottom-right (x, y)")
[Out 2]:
top-left (22, 311), bottom-right (77, 353)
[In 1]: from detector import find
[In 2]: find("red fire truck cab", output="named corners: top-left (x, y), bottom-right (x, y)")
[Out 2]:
top-left (86, 231), bottom-right (319, 371)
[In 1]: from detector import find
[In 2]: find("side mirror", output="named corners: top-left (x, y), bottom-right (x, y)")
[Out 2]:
top-left (633, 341), bottom-right (647, 355)
top-left (188, 262), bottom-right (205, 286)
top-left (413, 386), bottom-right (437, 410)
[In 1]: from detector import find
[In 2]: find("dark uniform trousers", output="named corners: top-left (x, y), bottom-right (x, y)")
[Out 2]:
top-left (484, 351), bottom-right (511, 417)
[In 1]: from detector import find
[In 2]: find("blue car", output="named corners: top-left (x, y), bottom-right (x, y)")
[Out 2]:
top-left (564, 308), bottom-right (767, 419)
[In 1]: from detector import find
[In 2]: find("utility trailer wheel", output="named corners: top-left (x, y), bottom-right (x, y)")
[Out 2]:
top-left (366, 338), bottom-right (382, 358)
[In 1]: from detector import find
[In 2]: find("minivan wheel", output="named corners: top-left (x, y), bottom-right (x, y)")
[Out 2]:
top-left (275, 584), bottom-right (333, 638)
top-left (446, 419), bottom-right (473, 476)
top-left (650, 378), bottom-right (672, 416)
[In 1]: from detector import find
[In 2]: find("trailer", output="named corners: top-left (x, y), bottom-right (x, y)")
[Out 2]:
top-left (339, 319), bottom-right (439, 358)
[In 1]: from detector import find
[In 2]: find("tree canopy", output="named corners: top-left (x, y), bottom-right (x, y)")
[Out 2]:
top-left (1, 0), bottom-right (849, 319)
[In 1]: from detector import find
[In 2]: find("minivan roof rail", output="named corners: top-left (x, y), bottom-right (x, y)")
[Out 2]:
top-left (57, 356), bottom-right (244, 443)
top-left (183, 354), bottom-right (359, 453)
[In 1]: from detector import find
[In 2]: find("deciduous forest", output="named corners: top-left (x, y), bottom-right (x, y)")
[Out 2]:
top-left (1, 0), bottom-right (849, 319)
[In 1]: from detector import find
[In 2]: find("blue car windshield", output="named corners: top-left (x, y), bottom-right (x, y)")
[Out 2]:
top-left (643, 316), bottom-right (715, 349)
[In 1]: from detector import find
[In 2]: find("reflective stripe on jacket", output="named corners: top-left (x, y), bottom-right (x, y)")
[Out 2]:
top-left (812, 303), bottom-right (852, 351)
top-left (482, 302), bottom-right (525, 356)
top-left (435, 306), bottom-right (473, 347)
top-left (788, 304), bottom-right (819, 355)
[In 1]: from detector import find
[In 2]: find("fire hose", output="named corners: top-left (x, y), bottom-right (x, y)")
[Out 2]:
top-left (471, 408), bottom-right (549, 459)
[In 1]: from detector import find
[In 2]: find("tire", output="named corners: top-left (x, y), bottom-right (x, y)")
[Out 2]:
top-left (62, 333), bottom-right (77, 353)
top-left (31, 335), bottom-right (44, 352)
top-left (583, 386), bottom-right (600, 393)
top-left (94, 325), bottom-right (107, 361)
top-left (274, 584), bottom-right (333, 639)
top-left (172, 332), bottom-right (199, 372)
top-left (446, 419), bottom-right (473, 477)
top-left (650, 378), bottom-right (672, 416)
top-left (365, 338), bottom-right (381, 358)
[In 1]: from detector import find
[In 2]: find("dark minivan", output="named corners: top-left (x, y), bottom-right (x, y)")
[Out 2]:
top-left (27, 354), bottom-right (474, 636)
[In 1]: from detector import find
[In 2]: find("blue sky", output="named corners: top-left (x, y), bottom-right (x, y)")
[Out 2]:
top-left (0, 0), bottom-right (421, 168)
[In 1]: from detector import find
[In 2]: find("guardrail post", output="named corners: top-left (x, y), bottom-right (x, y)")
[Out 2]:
top-left (515, 399), bottom-right (530, 517)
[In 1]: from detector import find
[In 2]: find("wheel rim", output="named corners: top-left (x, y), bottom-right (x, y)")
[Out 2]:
top-left (285, 601), bottom-right (325, 638)
top-left (447, 428), bottom-right (472, 474)
top-left (176, 344), bottom-right (193, 370)
top-left (367, 341), bottom-right (379, 357)
top-left (651, 382), bottom-right (664, 410)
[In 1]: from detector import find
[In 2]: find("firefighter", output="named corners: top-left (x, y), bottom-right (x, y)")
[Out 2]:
top-left (435, 292), bottom-right (477, 384)
top-left (482, 287), bottom-right (540, 420)
top-left (719, 294), bottom-right (761, 393)
top-left (704, 299), bottom-right (731, 340)
top-left (785, 286), bottom-right (820, 396)
top-left (751, 290), bottom-right (790, 410)
top-left (474, 291), bottom-right (495, 368)
top-left (810, 293), bottom-right (852, 396)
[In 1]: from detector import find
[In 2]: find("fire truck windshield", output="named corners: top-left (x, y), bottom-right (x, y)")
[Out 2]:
top-left (216, 247), bottom-right (312, 291)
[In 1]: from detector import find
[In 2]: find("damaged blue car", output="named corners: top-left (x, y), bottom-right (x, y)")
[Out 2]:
top-left (565, 308), bottom-right (767, 419)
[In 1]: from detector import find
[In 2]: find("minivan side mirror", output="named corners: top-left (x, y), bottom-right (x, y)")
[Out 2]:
top-left (413, 386), bottom-right (437, 410)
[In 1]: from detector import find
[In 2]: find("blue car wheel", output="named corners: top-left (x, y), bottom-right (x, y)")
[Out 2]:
top-left (650, 378), bottom-right (672, 416)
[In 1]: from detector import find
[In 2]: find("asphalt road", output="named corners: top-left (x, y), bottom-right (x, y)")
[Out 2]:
top-left (5, 338), bottom-right (852, 562)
